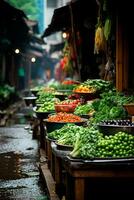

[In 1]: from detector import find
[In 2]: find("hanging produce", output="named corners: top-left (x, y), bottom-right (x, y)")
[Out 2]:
top-left (94, 25), bottom-right (106, 54)
top-left (60, 40), bottom-right (76, 75)
top-left (104, 18), bottom-right (111, 41)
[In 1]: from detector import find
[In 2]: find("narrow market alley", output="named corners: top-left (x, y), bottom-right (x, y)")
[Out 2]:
top-left (0, 104), bottom-right (48, 200)
top-left (1, 0), bottom-right (134, 200)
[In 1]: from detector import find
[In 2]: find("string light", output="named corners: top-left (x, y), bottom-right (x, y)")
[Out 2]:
top-left (14, 49), bottom-right (37, 63)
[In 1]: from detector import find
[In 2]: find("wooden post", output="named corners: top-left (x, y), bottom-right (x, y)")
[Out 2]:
top-left (116, 15), bottom-right (123, 91)
top-left (74, 178), bottom-right (85, 200)
top-left (2, 54), bottom-right (6, 82)
top-left (116, 12), bottom-right (128, 91)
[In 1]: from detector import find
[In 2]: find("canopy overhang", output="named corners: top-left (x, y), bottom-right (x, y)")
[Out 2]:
top-left (42, 0), bottom-right (97, 37)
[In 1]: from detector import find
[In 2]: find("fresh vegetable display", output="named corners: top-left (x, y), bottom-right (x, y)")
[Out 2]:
top-left (35, 92), bottom-right (56, 112)
top-left (73, 85), bottom-right (96, 93)
top-left (90, 90), bottom-right (134, 123)
top-left (83, 79), bottom-right (114, 92)
top-left (62, 80), bottom-right (80, 85)
top-left (33, 78), bottom-right (134, 160)
top-left (47, 112), bottom-right (82, 122)
top-left (30, 86), bottom-right (43, 93)
top-left (70, 126), bottom-right (102, 158)
top-left (70, 127), bottom-right (134, 159)
top-left (96, 132), bottom-right (134, 158)
top-left (55, 99), bottom-right (81, 113)
top-left (36, 92), bottom-right (55, 104)
top-left (48, 124), bottom-right (83, 146)
top-left (94, 26), bottom-right (106, 54)
top-left (56, 83), bottom-right (75, 91)
top-left (74, 102), bottom-right (95, 116)
top-left (36, 100), bottom-right (55, 112)
top-left (73, 79), bottom-right (113, 94)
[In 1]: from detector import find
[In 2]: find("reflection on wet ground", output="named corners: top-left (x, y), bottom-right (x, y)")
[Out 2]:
top-left (0, 126), bottom-right (48, 200)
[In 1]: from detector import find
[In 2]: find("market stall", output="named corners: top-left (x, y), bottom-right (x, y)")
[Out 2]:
top-left (51, 142), bottom-right (134, 200)
top-left (30, 78), bottom-right (134, 200)
top-left (30, 1), bottom-right (134, 199)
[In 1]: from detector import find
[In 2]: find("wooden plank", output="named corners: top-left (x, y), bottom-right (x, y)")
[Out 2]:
top-left (46, 140), bottom-right (52, 169)
top-left (40, 148), bottom-right (47, 163)
top-left (39, 163), bottom-right (60, 200)
top-left (71, 168), bottom-right (134, 178)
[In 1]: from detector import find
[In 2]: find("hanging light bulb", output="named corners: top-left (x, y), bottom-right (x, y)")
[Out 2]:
top-left (15, 49), bottom-right (20, 54)
top-left (31, 57), bottom-right (36, 62)
top-left (62, 32), bottom-right (67, 39)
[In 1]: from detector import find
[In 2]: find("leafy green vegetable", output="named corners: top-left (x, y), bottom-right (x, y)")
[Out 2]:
top-left (90, 90), bottom-right (133, 123)
top-left (74, 103), bottom-right (94, 115)
top-left (70, 126), bottom-right (102, 158)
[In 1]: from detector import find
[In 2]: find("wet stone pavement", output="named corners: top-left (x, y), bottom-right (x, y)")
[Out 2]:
top-left (0, 123), bottom-right (48, 200)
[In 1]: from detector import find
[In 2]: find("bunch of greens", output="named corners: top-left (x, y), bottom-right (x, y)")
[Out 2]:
top-left (56, 84), bottom-right (75, 91)
top-left (70, 128), bottom-right (134, 159)
top-left (91, 90), bottom-right (134, 123)
top-left (36, 92), bottom-right (55, 104)
top-left (74, 102), bottom-right (94, 115)
top-left (70, 126), bottom-right (102, 158)
top-left (83, 79), bottom-right (114, 92)
top-left (48, 124), bottom-right (84, 146)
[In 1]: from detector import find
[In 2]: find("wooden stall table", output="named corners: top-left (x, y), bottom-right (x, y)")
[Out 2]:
top-left (51, 142), bottom-right (71, 199)
top-left (62, 157), bottom-right (134, 200)
top-left (51, 144), bottom-right (134, 200)
top-left (45, 137), bottom-right (55, 170)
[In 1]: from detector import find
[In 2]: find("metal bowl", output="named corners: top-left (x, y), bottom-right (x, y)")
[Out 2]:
top-left (36, 111), bottom-right (55, 119)
top-left (43, 118), bottom-right (88, 133)
top-left (54, 93), bottom-right (68, 101)
top-left (33, 107), bottom-right (55, 119)
top-left (23, 96), bottom-right (37, 106)
top-left (97, 120), bottom-right (134, 135)
top-left (30, 89), bottom-right (39, 97)
top-left (55, 142), bottom-right (73, 151)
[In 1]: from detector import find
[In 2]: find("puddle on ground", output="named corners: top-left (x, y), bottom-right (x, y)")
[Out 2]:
top-left (0, 125), bottom-right (49, 200)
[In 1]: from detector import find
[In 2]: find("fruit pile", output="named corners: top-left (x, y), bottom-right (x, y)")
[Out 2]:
top-left (96, 131), bottom-right (134, 158)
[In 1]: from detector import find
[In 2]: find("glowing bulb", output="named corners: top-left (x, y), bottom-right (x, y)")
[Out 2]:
top-left (15, 49), bottom-right (20, 54)
top-left (31, 57), bottom-right (36, 62)
top-left (62, 32), bottom-right (67, 39)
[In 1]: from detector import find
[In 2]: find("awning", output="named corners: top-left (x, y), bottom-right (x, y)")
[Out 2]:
top-left (0, 0), bottom-right (29, 49)
top-left (49, 42), bottom-right (65, 53)
top-left (42, 0), bottom-right (97, 37)
top-left (26, 49), bottom-right (43, 58)
top-left (43, 5), bottom-right (71, 37)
